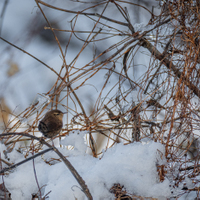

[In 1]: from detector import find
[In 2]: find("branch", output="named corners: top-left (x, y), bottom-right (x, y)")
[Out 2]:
top-left (141, 38), bottom-right (200, 98)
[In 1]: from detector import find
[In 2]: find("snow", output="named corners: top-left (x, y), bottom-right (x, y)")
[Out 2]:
top-left (1, 132), bottom-right (171, 199)
top-left (61, 131), bottom-right (87, 155)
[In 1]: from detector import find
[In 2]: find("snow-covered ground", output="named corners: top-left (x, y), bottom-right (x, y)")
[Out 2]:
top-left (1, 132), bottom-right (171, 199)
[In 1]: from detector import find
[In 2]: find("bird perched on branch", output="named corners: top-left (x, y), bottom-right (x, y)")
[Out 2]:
top-left (38, 109), bottom-right (64, 138)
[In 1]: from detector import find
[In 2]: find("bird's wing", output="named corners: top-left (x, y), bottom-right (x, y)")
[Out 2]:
top-left (38, 121), bottom-right (48, 133)
top-left (46, 120), bottom-right (62, 132)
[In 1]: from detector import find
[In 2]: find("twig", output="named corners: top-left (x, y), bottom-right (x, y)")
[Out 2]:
top-left (0, 148), bottom-right (53, 174)
top-left (0, 37), bottom-right (65, 81)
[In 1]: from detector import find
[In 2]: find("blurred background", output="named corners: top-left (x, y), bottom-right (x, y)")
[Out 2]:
top-left (0, 0), bottom-right (159, 124)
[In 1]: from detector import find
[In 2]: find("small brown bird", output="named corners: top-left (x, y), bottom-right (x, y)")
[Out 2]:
top-left (38, 109), bottom-right (64, 138)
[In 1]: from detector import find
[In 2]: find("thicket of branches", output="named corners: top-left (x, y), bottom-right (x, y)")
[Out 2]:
top-left (0, 0), bottom-right (200, 199)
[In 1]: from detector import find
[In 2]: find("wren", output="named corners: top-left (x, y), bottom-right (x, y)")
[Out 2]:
top-left (38, 109), bottom-right (64, 138)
